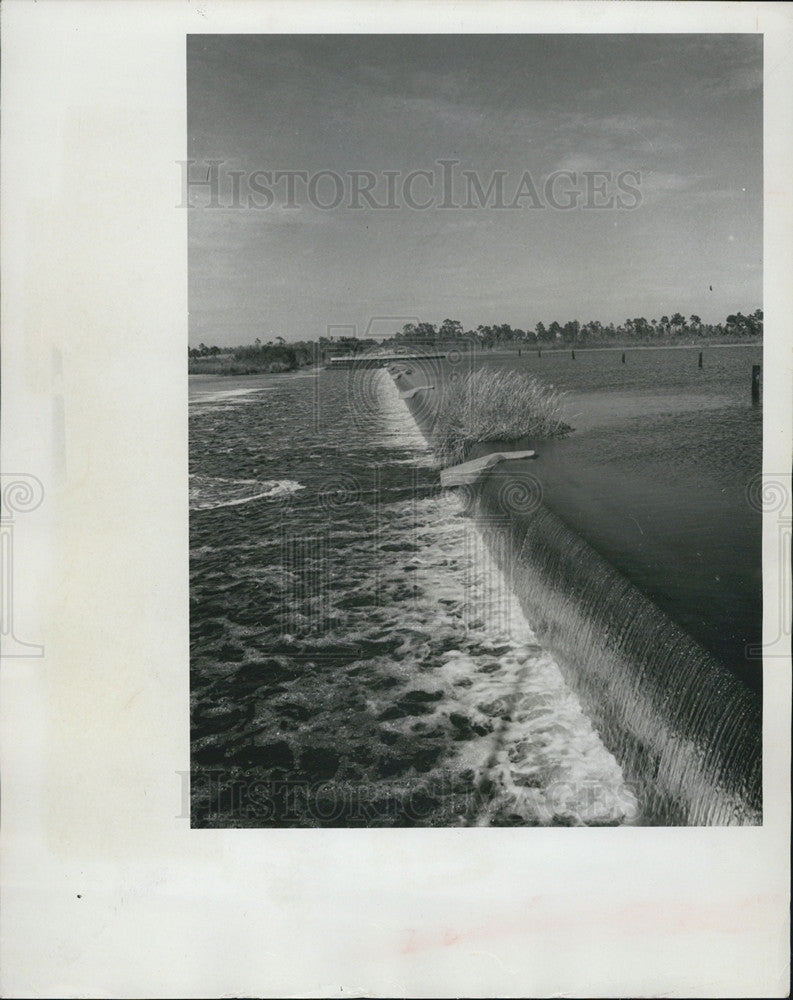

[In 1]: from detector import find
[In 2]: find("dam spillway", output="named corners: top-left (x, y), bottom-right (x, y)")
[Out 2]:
top-left (385, 348), bottom-right (763, 824)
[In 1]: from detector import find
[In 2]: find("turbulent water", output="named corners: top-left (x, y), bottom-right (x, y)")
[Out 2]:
top-left (190, 368), bottom-right (637, 827)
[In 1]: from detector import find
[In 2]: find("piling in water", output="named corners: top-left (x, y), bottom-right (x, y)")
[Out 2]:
top-left (698, 351), bottom-right (703, 369)
top-left (621, 352), bottom-right (626, 364)
top-left (572, 350), bottom-right (575, 360)
top-left (752, 365), bottom-right (761, 404)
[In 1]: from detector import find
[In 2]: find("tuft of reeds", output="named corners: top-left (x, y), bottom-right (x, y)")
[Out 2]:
top-left (432, 369), bottom-right (572, 466)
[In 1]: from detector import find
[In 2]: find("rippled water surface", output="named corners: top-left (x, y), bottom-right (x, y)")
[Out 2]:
top-left (190, 345), bottom-right (762, 826)
top-left (190, 368), bottom-right (636, 826)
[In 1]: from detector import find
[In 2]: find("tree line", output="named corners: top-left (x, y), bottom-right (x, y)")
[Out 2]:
top-left (391, 310), bottom-right (762, 347)
top-left (189, 309), bottom-right (762, 370)
top-left (188, 336), bottom-right (315, 373)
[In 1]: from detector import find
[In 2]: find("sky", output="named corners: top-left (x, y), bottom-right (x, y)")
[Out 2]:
top-left (187, 34), bottom-right (762, 346)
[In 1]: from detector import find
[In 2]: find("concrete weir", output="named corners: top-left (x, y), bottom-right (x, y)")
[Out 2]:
top-left (327, 352), bottom-right (446, 370)
top-left (387, 363), bottom-right (762, 825)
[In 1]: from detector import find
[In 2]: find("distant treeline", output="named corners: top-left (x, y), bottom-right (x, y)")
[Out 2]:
top-left (188, 338), bottom-right (314, 374)
top-left (389, 311), bottom-right (763, 348)
top-left (189, 309), bottom-right (762, 373)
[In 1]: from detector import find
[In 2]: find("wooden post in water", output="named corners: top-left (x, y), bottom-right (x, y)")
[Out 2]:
top-left (621, 352), bottom-right (626, 364)
top-left (538, 348), bottom-right (541, 358)
top-left (751, 364), bottom-right (761, 404)
top-left (698, 351), bottom-right (703, 368)
top-left (571, 350), bottom-right (575, 360)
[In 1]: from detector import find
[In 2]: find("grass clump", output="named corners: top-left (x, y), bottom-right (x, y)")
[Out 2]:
top-left (432, 369), bottom-right (572, 466)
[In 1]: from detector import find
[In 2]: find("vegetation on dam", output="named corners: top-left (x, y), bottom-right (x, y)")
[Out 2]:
top-left (432, 369), bottom-right (572, 466)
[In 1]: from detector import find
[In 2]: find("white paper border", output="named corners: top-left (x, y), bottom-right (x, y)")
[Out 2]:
top-left (1, 2), bottom-right (790, 997)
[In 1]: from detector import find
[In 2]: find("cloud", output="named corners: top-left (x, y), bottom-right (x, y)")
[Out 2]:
top-left (189, 199), bottom-right (341, 258)
top-left (703, 62), bottom-right (763, 96)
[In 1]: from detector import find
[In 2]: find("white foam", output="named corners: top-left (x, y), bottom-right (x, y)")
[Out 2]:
top-left (376, 375), bottom-right (639, 826)
top-left (189, 385), bottom-right (278, 405)
top-left (190, 476), bottom-right (304, 511)
top-left (373, 369), bottom-right (434, 461)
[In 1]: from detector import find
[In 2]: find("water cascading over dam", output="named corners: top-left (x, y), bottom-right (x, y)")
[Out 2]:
top-left (386, 356), bottom-right (762, 825)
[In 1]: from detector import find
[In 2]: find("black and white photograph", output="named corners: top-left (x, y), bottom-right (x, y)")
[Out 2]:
top-left (1, 3), bottom-right (790, 997)
top-left (188, 34), bottom-right (764, 828)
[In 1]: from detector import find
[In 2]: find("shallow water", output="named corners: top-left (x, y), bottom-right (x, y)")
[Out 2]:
top-left (190, 368), bottom-right (636, 826)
